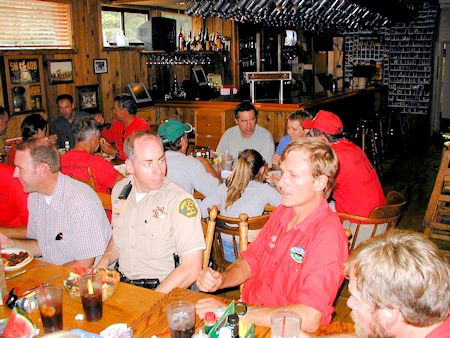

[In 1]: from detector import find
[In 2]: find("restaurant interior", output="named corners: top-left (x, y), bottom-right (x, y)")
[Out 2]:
top-left (0, 0), bottom-right (449, 337)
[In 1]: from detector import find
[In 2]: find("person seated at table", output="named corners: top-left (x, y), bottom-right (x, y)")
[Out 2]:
top-left (216, 101), bottom-right (274, 165)
top-left (157, 118), bottom-right (219, 197)
top-left (0, 139), bottom-right (111, 268)
top-left (6, 114), bottom-right (57, 166)
top-left (300, 230), bottom-right (450, 338)
top-left (195, 138), bottom-right (349, 332)
top-left (96, 131), bottom-right (205, 294)
top-left (302, 110), bottom-right (384, 217)
top-left (0, 163), bottom-right (28, 239)
top-left (199, 149), bottom-right (281, 262)
top-left (100, 94), bottom-right (149, 161)
top-left (50, 94), bottom-right (89, 149)
top-left (272, 111), bottom-right (311, 168)
top-left (60, 116), bottom-right (124, 194)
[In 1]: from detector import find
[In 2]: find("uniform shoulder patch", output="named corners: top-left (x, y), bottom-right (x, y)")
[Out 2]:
top-left (179, 198), bottom-right (198, 218)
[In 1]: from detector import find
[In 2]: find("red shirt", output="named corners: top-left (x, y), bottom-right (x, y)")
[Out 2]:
top-left (332, 139), bottom-right (385, 217)
top-left (241, 201), bottom-right (349, 324)
top-left (426, 315), bottom-right (450, 338)
top-left (101, 117), bottom-right (149, 160)
top-left (0, 164), bottom-right (28, 227)
top-left (60, 150), bottom-right (120, 193)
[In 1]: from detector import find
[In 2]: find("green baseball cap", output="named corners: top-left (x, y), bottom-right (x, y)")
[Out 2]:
top-left (157, 119), bottom-right (193, 144)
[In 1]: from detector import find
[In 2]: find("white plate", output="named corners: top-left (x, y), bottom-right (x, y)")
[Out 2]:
top-left (2, 248), bottom-right (34, 272)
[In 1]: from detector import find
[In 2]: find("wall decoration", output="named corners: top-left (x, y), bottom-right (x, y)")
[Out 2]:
top-left (93, 59), bottom-right (108, 74)
top-left (48, 59), bottom-right (74, 84)
top-left (76, 85), bottom-right (100, 114)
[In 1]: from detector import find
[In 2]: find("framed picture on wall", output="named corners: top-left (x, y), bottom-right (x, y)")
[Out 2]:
top-left (76, 85), bottom-right (100, 114)
top-left (93, 59), bottom-right (108, 74)
top-left (48, 59), bottom-right (74, 84)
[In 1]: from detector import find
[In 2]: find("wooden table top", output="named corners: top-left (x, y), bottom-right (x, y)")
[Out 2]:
top-left (2, 260), bottom-right (165, 335)
top-left (3, 260), bottom-right (354, 337)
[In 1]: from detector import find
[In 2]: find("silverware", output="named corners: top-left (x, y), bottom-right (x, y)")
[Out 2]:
top-left (6, 263), bottom-right (46, 280)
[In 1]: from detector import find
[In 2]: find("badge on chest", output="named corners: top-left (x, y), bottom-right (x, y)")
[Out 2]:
top-left (152, 206), bottom-right (167, 220)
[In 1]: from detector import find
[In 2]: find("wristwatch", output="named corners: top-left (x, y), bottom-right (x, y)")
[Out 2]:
top-left (235, 302), bottom-right (247, 316)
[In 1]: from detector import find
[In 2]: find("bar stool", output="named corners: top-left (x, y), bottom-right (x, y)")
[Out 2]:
top-left (355, 118), bottom-right (383, 177)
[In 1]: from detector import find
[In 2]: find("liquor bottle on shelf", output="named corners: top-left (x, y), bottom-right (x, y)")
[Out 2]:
top-left (178, 29), bottom-right (185, 51)
top-left (173, 75), bottom-right (179, 96)
top-left (215, 32), bottom-right (222, 51)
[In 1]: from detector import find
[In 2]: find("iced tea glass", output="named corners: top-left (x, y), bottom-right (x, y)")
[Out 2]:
top-left (36, 285), bottom-right (63, 333)
top-left (79, 273), bottom-right (103, 322)
top-left (167, 301), bottom-right (195, 338)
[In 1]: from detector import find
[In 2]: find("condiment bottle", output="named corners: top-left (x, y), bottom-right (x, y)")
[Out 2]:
top-left (204, 311), bottom-right (216, 334)
top-left (226, 314), bottom-right (239, 338)
top-left (192, 329), bottom-right (208, 338)
top-left (218, 326), bottom-right (232, 338)
top-left (64, 140), bottom-right (70, 152)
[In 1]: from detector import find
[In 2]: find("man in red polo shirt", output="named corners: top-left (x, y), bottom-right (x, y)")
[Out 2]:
top-left (100, 94), bottom-right (149, 160)
top-left (61, 116), bottom-right (124, 194)
top-left (0, 164), bottom-right (28, 238)
top-left (195, 138), bottom-right (349, 333)
top-left (302, 110), bottom-right (385, 217)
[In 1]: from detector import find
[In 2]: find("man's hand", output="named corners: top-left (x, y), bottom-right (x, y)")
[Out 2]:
top-left (272, 154), bottom-right (282, 169)
top-left (47, 134), bottom-right (58, 145)
top-left (100, 138), bottom-right (117, 156)
top-left (195, 298), bottom-right (227, 319)
top-left (0, 232), bottom-right (13, 249)
top-left (95, 256), bottom-right (110, 269)
top-left (196, 267), bottom-right (223, 292)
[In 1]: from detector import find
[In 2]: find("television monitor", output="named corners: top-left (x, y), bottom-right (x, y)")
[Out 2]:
top-left (192, 66), bottom-right (208, 86)
top-left (284, 30), bottom-right (297, 47)
top-left (127, 83), bottom-right (152, 104)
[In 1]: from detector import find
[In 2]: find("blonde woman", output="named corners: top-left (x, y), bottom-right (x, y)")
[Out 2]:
top-left (200, 149), bottom-right (281, 262)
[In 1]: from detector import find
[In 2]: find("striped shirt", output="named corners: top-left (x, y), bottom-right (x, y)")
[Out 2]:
top-left (27, 173), bottom-right (111, 265)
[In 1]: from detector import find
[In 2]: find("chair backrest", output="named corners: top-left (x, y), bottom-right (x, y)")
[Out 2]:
top-left (202, 207), bottom-right (217, 269)
top-left (369, 191), bottom-right (406, 218)
top-left (338, 212), bottom-right (401, 251)
top-left (210, 209), bottom-right (269, 271)
top-left (97, 192), bottom-right (112, 212)
top-left (75, 167), bottom-right (97, 192)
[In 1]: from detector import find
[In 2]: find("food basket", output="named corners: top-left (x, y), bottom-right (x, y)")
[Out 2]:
top-left (63, 268), bottom-right (120, 301)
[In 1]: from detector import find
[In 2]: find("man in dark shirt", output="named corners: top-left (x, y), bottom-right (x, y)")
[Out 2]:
top-left (50, 94), bottom-right (89, 148)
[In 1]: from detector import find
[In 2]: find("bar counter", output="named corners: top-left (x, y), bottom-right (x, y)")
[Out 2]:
top-left (138, 86), bottom-right (382, 149)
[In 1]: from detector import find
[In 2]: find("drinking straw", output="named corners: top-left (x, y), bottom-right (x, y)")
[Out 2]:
top-left (281, 314), bottom-right (286, 338)
top-left (39, 283), bottom-right (51, 308)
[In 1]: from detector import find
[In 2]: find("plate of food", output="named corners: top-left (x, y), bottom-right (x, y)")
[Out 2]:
top-left (64, 268), bottom-right (120, 301)
top-left (1, 249), bottom-right (34, 272)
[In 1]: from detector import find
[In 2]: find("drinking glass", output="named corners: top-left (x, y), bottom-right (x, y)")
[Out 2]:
top-left (79, 273), bottom-right (103, 322)
top-left (36, 285), bottom-right (63, 333)
top-left (271, 309), bottom-right (301, 338)
top-left (167, 301), bottom-right (196, 338)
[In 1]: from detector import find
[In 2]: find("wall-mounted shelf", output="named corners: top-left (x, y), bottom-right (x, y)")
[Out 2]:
top-left (142, 50), bottom-right (227, 65)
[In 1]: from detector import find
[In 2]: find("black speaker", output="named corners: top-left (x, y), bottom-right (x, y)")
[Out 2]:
top-left (151, 17), bottom-right (176, 52)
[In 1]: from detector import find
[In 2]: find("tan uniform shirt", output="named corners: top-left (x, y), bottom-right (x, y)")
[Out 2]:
top-left (112, 177), bottom-right (205, 281)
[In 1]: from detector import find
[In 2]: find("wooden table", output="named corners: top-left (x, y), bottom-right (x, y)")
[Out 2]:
top-left (2, 260), bottom-right (165, 335)
top-left (3, 260), bottom-right (354, 337)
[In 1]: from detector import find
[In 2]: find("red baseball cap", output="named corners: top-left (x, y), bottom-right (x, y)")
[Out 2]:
top-left (301, 110), bottom-right (343, 135)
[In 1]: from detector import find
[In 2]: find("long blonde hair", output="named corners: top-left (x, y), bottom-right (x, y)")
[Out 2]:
top-left (225, 149), bottom-right (265, 209)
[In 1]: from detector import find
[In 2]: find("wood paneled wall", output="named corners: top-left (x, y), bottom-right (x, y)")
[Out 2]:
top-left (0, 0), bottom-right (235, 147)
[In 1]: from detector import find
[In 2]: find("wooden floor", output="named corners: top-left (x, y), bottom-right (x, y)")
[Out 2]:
top-left (218, 137), bottom-right (444, 325)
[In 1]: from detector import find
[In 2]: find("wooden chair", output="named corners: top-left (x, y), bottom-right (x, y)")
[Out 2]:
top-left (201, 207), bottom-right (217, 269)
top-left (338, 212), bottom-right (401, 251)
top-left (76, 167), bottom-right (97, 191)
top-left (97, 192), bottom-right (112, 213)
top-left (369, 191), bottom-right (406, 218)
top-left (209, 207), bottom-right (270, 271)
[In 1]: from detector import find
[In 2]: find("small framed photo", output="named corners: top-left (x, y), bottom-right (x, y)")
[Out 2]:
top-left (93, 59), bottom-right (108, 74)
top-left (76, 85), bottom-right (100, 114)
top-left (48, 59), bottom-right (74, 84)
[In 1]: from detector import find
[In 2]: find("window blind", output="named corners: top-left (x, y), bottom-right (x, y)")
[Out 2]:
top-left (0, 0), bottom-right (73, 49)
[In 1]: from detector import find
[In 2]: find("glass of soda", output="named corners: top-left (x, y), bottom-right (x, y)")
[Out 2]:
top-left (36, 285), bottom-right (63, 333)
top-left (79, 273), bottom-right (103, 322)
top-left (167, 301), bottom-right (195, 338)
